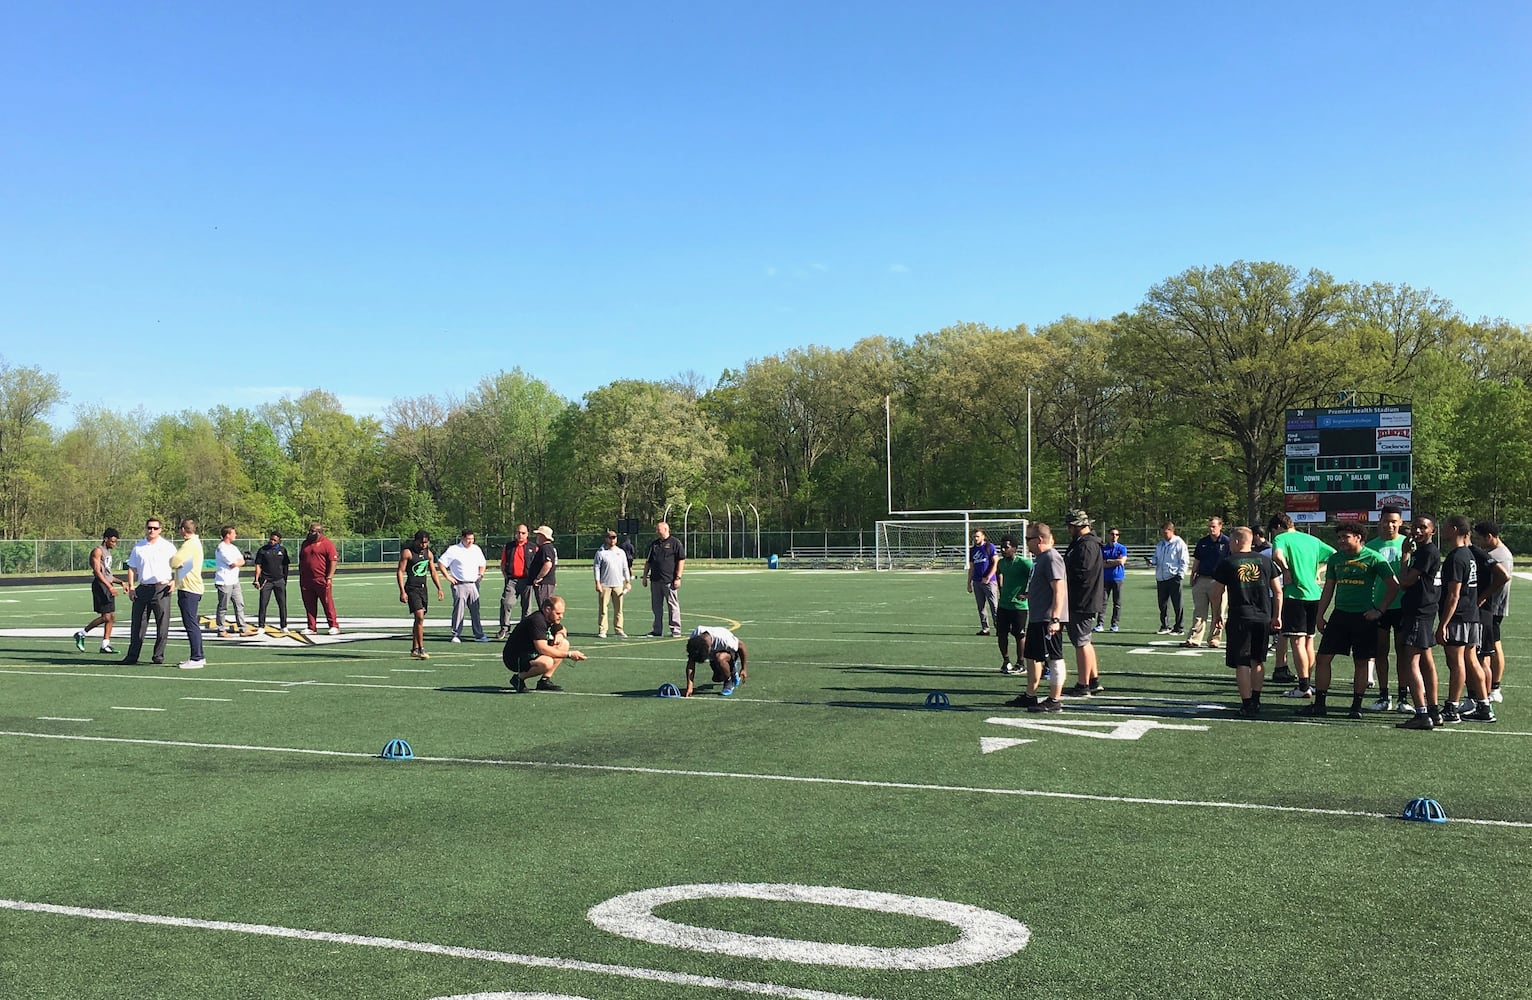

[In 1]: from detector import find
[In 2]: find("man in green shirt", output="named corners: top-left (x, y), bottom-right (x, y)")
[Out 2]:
top-left (1300, 522), bottom-right (1400, 719)
top-left (993, 535), bottom-right (1033, 676)
top-left (1363, 505), bottom-right (1407, 710)
top-left (1269, 513), bottom-right (1335, 698)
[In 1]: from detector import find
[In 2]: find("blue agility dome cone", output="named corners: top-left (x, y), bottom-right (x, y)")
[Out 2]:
top-left (657, 683), bottom-right (681, 698)
top-left (1402, 797), bottom-right (1447, 823)
top-left (924, 691), bottom-right (951, 709)
top-left (381, 738), bottom-right (414, 760)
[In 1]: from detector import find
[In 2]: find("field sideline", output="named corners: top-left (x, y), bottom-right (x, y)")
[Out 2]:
top-left (2, 569), bottom-right (1530, 1000)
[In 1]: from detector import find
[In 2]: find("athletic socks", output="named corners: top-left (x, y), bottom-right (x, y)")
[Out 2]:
top-left (1350, 695), bottom-right (1364, 714)
top-left (1314, 691), bottom-right (1327, 708)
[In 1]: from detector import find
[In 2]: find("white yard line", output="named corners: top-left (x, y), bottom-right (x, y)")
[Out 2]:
top-left (180, 697), bottom-right (232, 702)
top-left (0, 898), bottom-right (881, 1000)
top-left (109, 707), bottom-right (165, 712)
top-left (4, 729), bottom-right (1530, 829)
top-left (239, 689), bottom-right (288, 694)
top-left (36, 716), bottom-right (91, 722)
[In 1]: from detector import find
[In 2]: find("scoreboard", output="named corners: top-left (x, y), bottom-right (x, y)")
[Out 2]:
top-left (1284, 405), bottom-right (1412, 523)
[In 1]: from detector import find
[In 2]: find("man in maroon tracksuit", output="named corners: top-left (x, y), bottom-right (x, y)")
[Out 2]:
top-left (299, 522), bottom-right (340, 634)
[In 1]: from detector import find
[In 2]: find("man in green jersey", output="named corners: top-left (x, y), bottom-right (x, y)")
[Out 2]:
top-left (1363, 505), bottom-right (1407, 711)
top-left (993, 535), bottom-right (1033, 675)
top-left (1268, 513), bottom-right (1336, 698)
top-left (1300, 522), bottom-right (1400, 719)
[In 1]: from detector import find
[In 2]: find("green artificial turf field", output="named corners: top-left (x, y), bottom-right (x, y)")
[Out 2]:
top-left (2, 568), bottom-right (1530, 1000)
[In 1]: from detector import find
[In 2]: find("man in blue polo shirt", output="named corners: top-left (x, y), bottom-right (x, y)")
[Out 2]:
top-left (1098, 527), bottom-right (1128, 632)
top-left (1184, 516), bottom-right (1231, 648)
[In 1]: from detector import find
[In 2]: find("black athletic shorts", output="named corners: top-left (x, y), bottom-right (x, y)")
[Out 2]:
top-left (1317, 609), bottom-right (1377, 658)
top-left (503, 646), bottom-right (538, 672)
top-left (1225, 621), bottom-right (1270, 668)
top-left (91, 579), bottom-right (115, 614)
top-left (405, 585), bottom-right (429, 613)
top-left (1481, 614), bottom-right (1503, 652)
top-left (1403, 614), bottom-right (1435, 650)
top-left (1023, 621), bottom-right (1064, 664)
top-left (1376, 607), bottom-right (1404, 633)
top-left (1281, 599), bottom-right (1318, 637)
top-left (996, 607), bottom-right (1026, 636)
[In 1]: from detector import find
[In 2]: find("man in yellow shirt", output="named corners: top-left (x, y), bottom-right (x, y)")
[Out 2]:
top-left (169, 518), bottom-right (207, 669)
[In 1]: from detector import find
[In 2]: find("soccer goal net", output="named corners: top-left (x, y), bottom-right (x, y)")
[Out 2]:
top-left (874, 518), bottom-right (1030, 571)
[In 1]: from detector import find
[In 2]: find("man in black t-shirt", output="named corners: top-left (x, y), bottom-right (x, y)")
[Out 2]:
top-left (528, 526), bottom-right (559, 610)
top-left (252, 532), bottom-right (291, 631)
top-left (1061, 510), bottom-right (1105, 697)
top-left (642, 521), bottom-right (686, 637)
top-left (1437, 515), bottom-right (1492, 723)
top-left (1211, 527), bottom-right (1283, 717)
top-left (502, 596), bottom-right (586, 693)
top-left (1395, 517), bottom-right (1443, 729)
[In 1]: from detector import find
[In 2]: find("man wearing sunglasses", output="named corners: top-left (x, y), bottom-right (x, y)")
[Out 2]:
top-left (122, 519), bottom-right (179, 665)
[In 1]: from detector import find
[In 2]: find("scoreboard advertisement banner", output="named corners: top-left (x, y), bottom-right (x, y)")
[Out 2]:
top-left (1284, 404), bottom-right (1412, 522)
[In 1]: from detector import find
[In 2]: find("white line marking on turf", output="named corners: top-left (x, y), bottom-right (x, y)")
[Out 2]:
top-left (37, 716), bottom-right (92, 722)
top-left (0, 899), bottom-right (882, 1000)
top-left (240, 689), bottom-right (289, 694)
top-left (347, 675), bottom-right (389, 679)
top-left (109, 707), bottom-right (165, 712)
top-left (4, 730), bottom-right (1531, 828)
top-left (588, 883), bottom-right (1029, 969)
top-left (181, 697), bottom-right (232, 702)
top-left (391, 668), bottom-right (436, 673)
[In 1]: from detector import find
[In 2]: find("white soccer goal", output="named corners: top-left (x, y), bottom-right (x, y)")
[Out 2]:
top-left (874, 518), bottom-right (1030, 571)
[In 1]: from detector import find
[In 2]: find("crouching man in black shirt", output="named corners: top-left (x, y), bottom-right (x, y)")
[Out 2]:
top-left (503, 595), bottom-right (586, 692)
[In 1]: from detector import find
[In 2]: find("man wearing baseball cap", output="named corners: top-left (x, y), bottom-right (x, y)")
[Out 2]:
top-left (1062, 509), bottom-right (1106, 697)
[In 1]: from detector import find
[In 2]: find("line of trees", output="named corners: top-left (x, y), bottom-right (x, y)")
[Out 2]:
top-left (4, 261), bottom-right (1529, 542)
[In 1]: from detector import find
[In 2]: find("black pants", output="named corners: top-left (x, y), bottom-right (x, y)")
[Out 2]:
top-left (1104, 579), bottom-right (1123, 628)
top-left (124, 583), bottom-right (171, 663)
top-left (1157, 577), bottom-right (1183, 630)
top-left (258, 579), bottom-right (289, 628)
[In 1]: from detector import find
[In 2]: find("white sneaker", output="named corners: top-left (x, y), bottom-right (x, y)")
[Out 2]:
top-left (1397, 698), bottom-right (1417, 715)
top-left (450, 636), bottom-right (462, 643)
top-left (327, 626), bottom-right (341, 635)
top-left (1490, 688), bottom-right (1504, 704)
top-left (177, 659), bottom-right (206, 670)
top-left (100, 644), bottom-right (115, 654)
top-left (1282, 686), bottom-right (1314, 699)
top-left (597, 632), bottom-right (607, 639)
top-left (1368, 696), bottom-right (1393, 712)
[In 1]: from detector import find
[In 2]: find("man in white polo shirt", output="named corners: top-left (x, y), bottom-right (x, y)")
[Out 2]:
top-left (593, 528), bottom-right (633, 638)
top-left (438, 529), bottom-right (489, 642)
top-left (122, 517), bottom-right (179, 665)
top-left (214, 525), bottom-right (250, 637)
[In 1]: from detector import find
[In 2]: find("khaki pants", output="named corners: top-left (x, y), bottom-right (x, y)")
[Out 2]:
top-left (1187, 576), bottom-right (1227, 645)
top-left (597, 585), bottom-right (626, 636)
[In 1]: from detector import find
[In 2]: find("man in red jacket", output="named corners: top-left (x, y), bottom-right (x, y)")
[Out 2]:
top-left (497, 524), bottom-right (537, 639)
top-left (299, 522), bottom-right (341, 635)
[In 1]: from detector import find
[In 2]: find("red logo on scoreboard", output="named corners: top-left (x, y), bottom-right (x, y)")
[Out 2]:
top-left (1286, 493), bottom-right (1321, 512)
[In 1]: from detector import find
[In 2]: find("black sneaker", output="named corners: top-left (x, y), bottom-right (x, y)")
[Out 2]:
top-left (508, 673), bottom-right (526, 693)
top-left (1464, 703), bottom-right (1497, 723)
top-left (1439, 705), bottom-right (1462, 724)
top-left (1087, 680), bottom-right (1104, 695)
top-left (1347, 707), bottom-right (1363, 720)
top-left (535, 678), bottom-right (563, 692)
top-left (1298, 703), bottom-right (1328, 718)
top-left (1004, 693), bottom-right (1039, 708)
top-left (1027, 697), bottom-right (1063, 713)
top-left (1396, 714), bottom-right (1434, 730)
top-left (1271, 667), bottom-right (1296, 685)
top-left (1064, 683), bottom-right (1090, 697)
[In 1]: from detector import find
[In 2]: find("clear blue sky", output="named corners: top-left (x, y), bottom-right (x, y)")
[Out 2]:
top-left (4, 2), bottom-right (1528, 425)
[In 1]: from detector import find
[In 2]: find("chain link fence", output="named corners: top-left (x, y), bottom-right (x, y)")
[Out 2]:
top-left (6, 525), bottom-right (1530, 576)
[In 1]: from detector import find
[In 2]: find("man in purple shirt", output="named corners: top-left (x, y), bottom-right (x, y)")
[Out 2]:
top-left (968, 529), bottom-right (999, 636)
